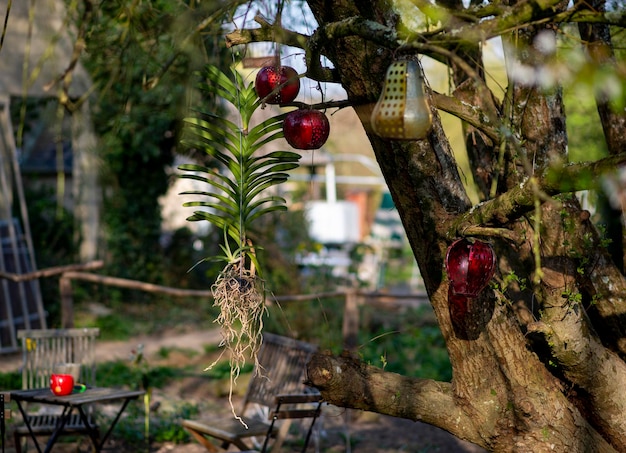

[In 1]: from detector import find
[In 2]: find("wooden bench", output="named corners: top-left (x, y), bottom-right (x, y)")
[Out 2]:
top-left (13, 328), bottom-right (100, 453)
top-left (182, 332), bottom-right (322, 452)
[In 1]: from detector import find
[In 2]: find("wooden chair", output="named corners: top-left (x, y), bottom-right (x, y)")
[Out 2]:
top-left (182, 332), bottom-right (321, 452)
top-left (13, 328), bottom-right (100, 453)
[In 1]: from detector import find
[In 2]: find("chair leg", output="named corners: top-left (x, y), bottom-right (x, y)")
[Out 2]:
top-left (13, 431), bottom-right (22, 453)
top-left (184, 426), bottom-right (220, 453)
top-left (267, 420), bottom-right (292, 453)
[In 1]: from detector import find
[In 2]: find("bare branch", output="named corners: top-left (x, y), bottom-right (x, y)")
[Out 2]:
top-left (225, 14), bottom-right (338, 81)
top-left (0, 261), bottom-right (104, 282)
top-left (558, 8), bottom-right (626, 27)
top-left (431, 91), bottom-right (501, 142)
top-left (407, 0), bottom-right (626, 61)
top-left (225, 14), bottom-right (309, 49)
top-left (458, 226), bottom-right (523, 244)
top-left (284, 99), bottom-right (352, 110)
top-left (449, 154), bottom-right (626, 235)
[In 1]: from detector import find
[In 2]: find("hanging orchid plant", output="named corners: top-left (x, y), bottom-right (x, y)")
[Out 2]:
top-left (178, 64), bottom-right (301, 399)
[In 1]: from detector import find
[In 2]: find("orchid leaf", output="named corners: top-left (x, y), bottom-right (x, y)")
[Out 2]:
top-left (179, 63), bottom-right (302, 271)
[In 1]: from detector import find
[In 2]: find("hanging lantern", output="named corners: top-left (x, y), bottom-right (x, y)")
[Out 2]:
top-left (448, 287), bottom-right (471, 327)
top-left (445, 238), bottom-right (496, 297)
top-left (371, 58), bottom-right (432, 140)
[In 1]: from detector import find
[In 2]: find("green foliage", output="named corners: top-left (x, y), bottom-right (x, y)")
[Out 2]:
top-left (156, 346), bottom-right (199, 360)
top-left (204, 359), bottom-right (253, 380)
top-left (564, 84), bottom-right (608, 164)
top-left (179, 64), bottom-right (301, 268)
top-left (74, 0), bottom-right (229, 284)
top-left (0, 370), bottom-right (21, 390)
top-left (359, 322), bottom-right (452, 381)
top-left (75, 295), bottom-right (218, 340)
top-left (252, 208), bottom-right (313, 294)
top-left (264, 295), bottom-right (345, 349)
top-left (109, 400), bottom-right (199, 447)
top-left (20, 184), bottom-right (79, 325)
top-left (97, 360), bottom-right (178, 390)
top-left (266, 299), bottom-right (451, 381)
top-left (500, 270), bottom-right (528, 292)
top-left (24, 185), bottom-right (78, 265)
top-left (94, 314), bottom-right (135, 341)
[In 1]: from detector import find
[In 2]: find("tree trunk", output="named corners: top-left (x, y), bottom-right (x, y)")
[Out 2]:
top-left (302, 1), bottom-right (626, 450)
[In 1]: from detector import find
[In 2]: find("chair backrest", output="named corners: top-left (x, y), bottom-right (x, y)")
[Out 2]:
top-left (17, 328), bottom-right (100, 389)
top-left (243, 333), bottom-right (319, 410)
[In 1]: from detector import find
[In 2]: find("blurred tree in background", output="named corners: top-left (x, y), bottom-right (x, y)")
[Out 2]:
top-left (70, 0), bottom-right (231, 284)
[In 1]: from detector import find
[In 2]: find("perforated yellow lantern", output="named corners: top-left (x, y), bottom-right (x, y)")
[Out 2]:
top-left (371, 59), bottom-right (432, 140)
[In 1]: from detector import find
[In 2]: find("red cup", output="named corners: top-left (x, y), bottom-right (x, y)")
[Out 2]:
top-left (50, 373), bottom-right (74, 396)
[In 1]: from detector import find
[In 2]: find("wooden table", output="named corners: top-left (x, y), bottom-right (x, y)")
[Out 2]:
top-left (8, 387), bottom-right (145, 453)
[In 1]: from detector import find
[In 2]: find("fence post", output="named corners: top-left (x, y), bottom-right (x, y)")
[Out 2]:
top-left (59, 275), bottom-right (74, 328)
top-left (342, 289), bottom-right (359, 352)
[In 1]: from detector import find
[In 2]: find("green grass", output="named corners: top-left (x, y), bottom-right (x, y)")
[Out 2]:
top-left (97, 361), bottom-right (180, 389)
top-left (107, 400), bottom-right (200, 448)
top-left (0, 370), bottom-right (21, 390)
top-left (266, 299), bottom-right (451, 381)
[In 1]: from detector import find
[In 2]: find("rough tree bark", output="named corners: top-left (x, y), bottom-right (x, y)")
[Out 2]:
top-left (227, 1), bottom-right (626, 450)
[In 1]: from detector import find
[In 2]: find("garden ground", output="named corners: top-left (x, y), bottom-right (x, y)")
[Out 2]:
top-left (1, 326), bottom-right (486, 452)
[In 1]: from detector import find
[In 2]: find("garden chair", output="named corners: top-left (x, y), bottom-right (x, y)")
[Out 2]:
top-left (13, 328), bottom-right (100, 453)
top-left (182, 332), bottom-right (322, 452)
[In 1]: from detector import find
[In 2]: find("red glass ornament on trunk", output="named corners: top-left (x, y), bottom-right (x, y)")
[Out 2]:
top-left (445, 238), bottom-right (496, 297)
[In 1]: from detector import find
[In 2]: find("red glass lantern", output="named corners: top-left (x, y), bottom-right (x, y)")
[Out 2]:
top-left (445, 238), bottom-right (496, 297)
top-left (448, 288), bottom-right (470, 327)
top-left (371, 58), bottom-right (432, 140)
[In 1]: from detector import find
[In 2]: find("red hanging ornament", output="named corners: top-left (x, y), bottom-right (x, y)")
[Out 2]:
top-left (255, 65), bottom-right (300, 104)
top-left (448, 288), bottom-right (471, 328)
top-left (445, 238), bottom-right (496, 297)
top-left (283, 109), bottom-right (330, 150)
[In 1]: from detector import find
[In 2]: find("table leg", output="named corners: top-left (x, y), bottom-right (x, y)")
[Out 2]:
top-left (13, 400), bottom-right (43, 453)
top-left (43, 406), bottom-right (72, 453)
top-left (14, 402), bottom-right (77, 453)
top-left (76, 406), bottom-right (101, 451)
top-left (76, 398), bottom-right (133, 452)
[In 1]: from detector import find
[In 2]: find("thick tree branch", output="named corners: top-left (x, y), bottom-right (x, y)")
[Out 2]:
top-left (557, 8), bottom-right (626, 27)
top-left (225, 15), bottom-right (309, 49)
top-left (225, 5), bottom-right (626, 83)
top-left (430, 90), bottom-right (500, 143)
top-left (526, 217), bottom-right (626, 450)
top-left (227, 16), bottom-right (507, 137)
top-left (307, 352), bottom-right (482, 443)
top-left (411, 0), bottom-right (626, 45)
top-left (307, 16), bottom-right (397, 82)
top-left (448, 154), bottom-right (626, 236)
top-left (225, 15), bottom-right (339, 82)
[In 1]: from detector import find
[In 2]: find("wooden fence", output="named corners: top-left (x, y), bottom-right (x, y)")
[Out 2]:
top-left (0, 261), bottom-right (103, 353)
top-left (1, 262), bottom-right (429, 353)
